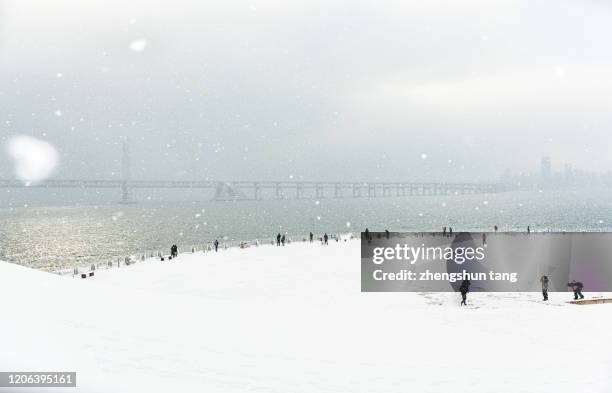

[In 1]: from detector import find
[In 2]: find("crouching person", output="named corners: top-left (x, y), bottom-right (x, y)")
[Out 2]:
top-left (568, 280), bottom-right (585, 300)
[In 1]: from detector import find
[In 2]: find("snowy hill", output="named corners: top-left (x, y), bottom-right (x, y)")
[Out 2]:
top-left (1, 240), bottom-right (611, 393)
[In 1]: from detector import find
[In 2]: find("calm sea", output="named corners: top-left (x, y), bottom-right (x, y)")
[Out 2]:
top-left (1, 188), bottom-right (611, 270)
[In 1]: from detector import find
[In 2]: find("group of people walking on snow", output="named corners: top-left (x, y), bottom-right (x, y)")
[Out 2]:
top-left (278, 232), bottom-right (330, 246)
top-left (538, 277), bottom-right (584, 302)
top-left (460, 275), bottom-right (586, 306)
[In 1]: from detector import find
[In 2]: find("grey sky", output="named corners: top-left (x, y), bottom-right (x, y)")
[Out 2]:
top-left (1, 0), bottom-right (611, 182)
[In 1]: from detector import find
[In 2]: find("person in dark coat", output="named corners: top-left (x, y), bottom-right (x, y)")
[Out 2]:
top-left (540, 275), bottom-right (549, 301)
top-left (568, 280), bottom-right (584, 300)
top-left (459, 279), bottom-right (470, 306)
top-left (323, 233), bottom-right (328, 245)
top-left (309, 232), bottom-right (314, 243)
top-left (214, 239), bottom-right (219, 252)
top-left (276, 233), bottom-right (281, 246)
top-left (281, 234), bottom-right (286, 246)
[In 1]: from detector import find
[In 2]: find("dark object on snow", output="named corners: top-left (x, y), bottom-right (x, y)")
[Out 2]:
top-left (276, 233), bottom-right (281, 246)
top-left (214, 239), bottom-right (219, 252)
top-left (89, 271), bottom-right (95, 277)
top-left (81, 273), bottom-right (87, 279)
top-left (281, 234), bottom-right (286, 246)
top-left (568, 280), bottom-right (585, 300)
top-left (540, 275), bottom-right (549, 301)
top-left (323, 233), bottom-right (328, 245)
top-left (459, 279), bottom-right (471, 306)
top-left (310, 232), bottom-right (314, 243)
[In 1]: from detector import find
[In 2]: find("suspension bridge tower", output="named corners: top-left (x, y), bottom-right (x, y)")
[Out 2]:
top-left (120, 139), bottom-right (132, 204)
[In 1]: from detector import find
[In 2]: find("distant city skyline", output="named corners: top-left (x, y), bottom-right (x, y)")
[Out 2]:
top-left (501, 156), bottom-right (612, 188)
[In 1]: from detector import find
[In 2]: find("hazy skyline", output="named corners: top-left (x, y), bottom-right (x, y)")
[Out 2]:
top-left (2, 0), bottom-right (612, 183)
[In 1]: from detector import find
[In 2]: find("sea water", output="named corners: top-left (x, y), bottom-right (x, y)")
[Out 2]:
top-left (1, 188), bottom-right (611, 270)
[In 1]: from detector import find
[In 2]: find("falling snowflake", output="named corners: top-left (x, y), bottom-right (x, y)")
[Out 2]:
top-left (6, 135), bottom-right (59, 184)
top-left (129, 39), bottom-right (147, 52)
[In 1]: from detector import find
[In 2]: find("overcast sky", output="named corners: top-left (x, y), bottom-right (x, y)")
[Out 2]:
top-left (1, 0), bottom-right (612, 182)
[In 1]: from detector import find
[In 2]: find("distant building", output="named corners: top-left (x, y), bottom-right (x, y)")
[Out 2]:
top-left (540, 156), bottom-right (552, 184)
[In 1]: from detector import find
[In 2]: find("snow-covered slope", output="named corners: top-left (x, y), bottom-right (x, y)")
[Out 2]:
top-left (1, 240), bottom-right (611, 393)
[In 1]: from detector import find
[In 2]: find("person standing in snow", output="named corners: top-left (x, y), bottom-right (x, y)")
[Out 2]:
top-left (527, 225), bottom-right (531, 234)
top-left (540, 275), bottom-right (549, 301)
top-left (323, 233), bottom-right (328, 245)
top-left (309, 232), bottom-right (314, 243)
top-left (568, 280), bottom-right (584, 300)
top-left (276, 233), bottom-right (281, 246)
top-left (449, 227), bottom-right (453, 236)
top-left (494, 225), bottom-right (498, 233)
top-left (459, 279), bottom-right (470, 306)
top-left (214, 239), bottom-right (219, 252)
top-left (281, 234), bottom-right (286, 246)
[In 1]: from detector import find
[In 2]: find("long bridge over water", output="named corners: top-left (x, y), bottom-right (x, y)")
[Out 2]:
top-left (1, 141), bottom-right (507, 202)
top-left (0, 179), bottom-right (506, 202)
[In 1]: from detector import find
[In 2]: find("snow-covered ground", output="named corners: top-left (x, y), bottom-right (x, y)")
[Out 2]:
top-left (1, 239), bottom-right (611, 393)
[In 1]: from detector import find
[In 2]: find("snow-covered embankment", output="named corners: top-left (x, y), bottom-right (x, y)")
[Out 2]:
top-left (1, 240), bottom-right (611, 393)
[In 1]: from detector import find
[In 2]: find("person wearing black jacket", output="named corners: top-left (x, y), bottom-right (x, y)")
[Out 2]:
top-left (276, 233), bottom-right (281, 246)
top-left (568, 280), bottom-right (584, 300)
top-left (540, 275), bottom-right (549, 301)
top-left (459, 279), bottom-right (471, 306)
